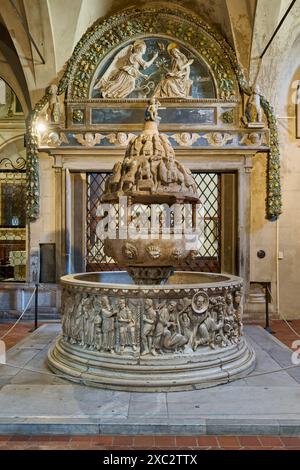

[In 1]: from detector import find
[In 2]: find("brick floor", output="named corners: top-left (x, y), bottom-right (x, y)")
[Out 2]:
top-left (0, 319), bottom-right (299, 450)
top-left (0, 322), bottom-right (36, 349)
top-left (0, 435), bottom-right (297, 450)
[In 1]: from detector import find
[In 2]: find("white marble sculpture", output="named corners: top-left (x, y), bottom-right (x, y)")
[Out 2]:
top-left (94, 40), bottom-right (158, 98)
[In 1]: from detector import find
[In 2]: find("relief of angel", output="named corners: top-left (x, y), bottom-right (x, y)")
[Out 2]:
top-left (171, 132), bottom-right (200, 147)
top-left (107, 132), bottom-right (136, 147)
top-left (203, 132), bottom-right (233, 146)
top-left (94, 40), bottom-right (158, 99)
top-left (74, 133), bottom-right (105, 147)
top-left (154, 43), bottom-right (194, 99)
top-left (41, 131), bottom-right (69, 147)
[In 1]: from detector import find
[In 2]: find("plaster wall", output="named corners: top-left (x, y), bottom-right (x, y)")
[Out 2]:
top-left (249, 0), bottom-right (300, 319)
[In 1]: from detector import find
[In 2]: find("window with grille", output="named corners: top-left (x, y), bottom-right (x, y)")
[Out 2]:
top-left (86, 171), bottom-right (221, 273)
top-left (191, 172), bottom-right (221, 272)
top-left (0, 171), bottom-right (27, 282)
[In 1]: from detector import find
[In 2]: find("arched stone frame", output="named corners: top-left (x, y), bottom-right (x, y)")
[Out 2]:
top-left (63, 3), bottom-right (239, 100)
top-left (27, 1), bottom-right (281, 224)
top-left (88, 33), bottom-right (219, 100)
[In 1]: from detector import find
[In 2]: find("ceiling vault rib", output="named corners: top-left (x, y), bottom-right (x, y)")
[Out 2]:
top-left (260, 0), bottom-right (297, 59)
top-left (8, 0), bottom-right (45, 65)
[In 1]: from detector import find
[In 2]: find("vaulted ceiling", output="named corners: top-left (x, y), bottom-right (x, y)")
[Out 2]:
top-left (0, 0), bottom-right (299, 112)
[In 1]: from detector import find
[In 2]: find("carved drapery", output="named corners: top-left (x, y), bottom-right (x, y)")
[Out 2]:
top-left (60, 283), bottom-right (243, 355)
top-left (27, 2), bottom-right (281, 221)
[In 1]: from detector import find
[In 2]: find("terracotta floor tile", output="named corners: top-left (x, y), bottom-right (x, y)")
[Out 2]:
top-left (113, 436), bottom-right (134, 446)
top-left (9, 435), bottom-right (31, 442)
top-left (217, 436), bottom-right (239, 447)
top-left (133, 436), bottom-right (155, 447)
top-left (280, 437), bottom-right (300, 447)
top-left (29, 436), bottom-right (51, 442)
top-left (49, 436), bottom-right (71, 442)
top-left (154, 436), bottom-right (176, 447)
top-left (92, 437), bottom-right (114, 446)
top-left (238, 436), bottom-right (261, 446)
top-left (175, 436), bottom-right (198, 447)
top-left (70, 436), bottom-right (92, 442)
top-left (259, 436), bottom-right (283, 447)
top-left (197, 436), bottom-right (218, 447)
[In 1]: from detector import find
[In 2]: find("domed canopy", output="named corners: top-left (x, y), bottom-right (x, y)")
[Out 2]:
top-left (102, 99), bottom-right (199, 205)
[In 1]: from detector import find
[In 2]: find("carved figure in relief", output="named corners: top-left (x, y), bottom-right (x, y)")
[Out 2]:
top-left (240, 132), bottom-right (262, 146)
top-left (72, 294), bottom-right (87, 346)
top-left (117, 299), bottom-right (137, 352)
top-left (68, 293), bottom-right (81, 343)
top-left (224, 292), bottom-right (238, 343)
top-left (176, 164), bottom-right (197, 192)
top-left (94, 297), bottom-right (102, 351)
top-left (212, 296), bottom-right (229, 347)
top-left (141, 299), bottom-right (157, 356)
top-left (41, 131), bottom-right (69, 147)
top-left (154, 301), bottom-right (187, 353)
top-left (107, 133), bottom-right (136, 147)
top-left (101, 296), bottom-right (116, 352)
top-left (105, 161), bottom-right (123, 193)
top-left (61, 293), bottom-right (74, 340)
top-left (154, 44), bottom-right (193, 98)
top-left (180, 312), bottom-right (192, 338)
top-left (154, 302), bottom-right (172, 352)
top-left (137, 157), bottom-right (153, 191)
top-left (74, 133), bottom-right (104, 147)
top-left (162, 327), bottom-right (188, 351)
top-left (145, 98), bottom-right (161, 122)
top-left (171, 133), bottom-right (200, 147)
top-left (203, 132), bottom-right (233, 146)
top-left (193, 313), bottom-right (224, 349)
top-left (234, 290), bottom-right (243, 336)
top-left (94, 40), bottom-right (158, 99)
top-left (121, 157), bottom-right (139, 192)
top-left (82, 296), bottom-right (96, 348)
top-left (192, 292), bottom-right (209, 314)
top-left (47, 84), bottom-right (60, 123)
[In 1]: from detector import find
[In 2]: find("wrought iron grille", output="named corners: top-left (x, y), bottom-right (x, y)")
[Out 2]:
top-left (189, 172), bottom-right (221, 272)
top-left (86, 172), bottom-right (117, 271)
top-left (0, 170), bottom-right (27, 281)
top-left (86, 172), bottom-right (221, 272)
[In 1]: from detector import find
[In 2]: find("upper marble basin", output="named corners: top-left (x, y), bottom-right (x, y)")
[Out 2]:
top-left (62, 271), bottom-right (241, 290)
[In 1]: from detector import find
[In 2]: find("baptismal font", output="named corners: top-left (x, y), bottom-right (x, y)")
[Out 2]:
top-left (48, 100), bottom-right (255, 391)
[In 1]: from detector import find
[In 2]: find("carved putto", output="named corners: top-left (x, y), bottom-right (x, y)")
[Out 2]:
top-left (74, 133), bottom-right (104, 147)
top-left (47, 84), bottom-right (60, 123)
top-left (107, 132), bottom-right (136, 147)
top-left (243, 84), bottom-right (264, 128)
top-left (40, 131), bottom-right (69, 147)
top-left (171, 133), bottom-right (200, 147)
top-left (203, 132), bottom-right (233, 146)
top-left (240, 132), bottom-right (265, 146)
